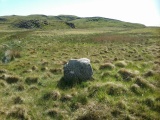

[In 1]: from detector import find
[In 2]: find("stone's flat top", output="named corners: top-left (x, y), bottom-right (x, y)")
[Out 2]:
top-left (78, 58), bottom-right (90, 64)
top-left (69, 58), bottom-right (90, 64)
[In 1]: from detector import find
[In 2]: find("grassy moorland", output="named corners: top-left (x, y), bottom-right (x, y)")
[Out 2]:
top-left (0, 15), bottom-right (160, 120)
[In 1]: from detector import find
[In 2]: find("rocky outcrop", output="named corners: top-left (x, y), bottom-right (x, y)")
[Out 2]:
top-left (65, 22), bottom-right (75, 28)
top-left (14, 20), bottom-right (48, 29)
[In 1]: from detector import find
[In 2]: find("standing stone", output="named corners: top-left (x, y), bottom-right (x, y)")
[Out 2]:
top-left (63, 58), bottom-right (93, 82)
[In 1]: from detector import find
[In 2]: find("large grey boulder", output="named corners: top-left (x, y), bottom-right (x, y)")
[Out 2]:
top-left (63, 58), bottom-right (93, 82)
top-left (2, 50), bottom-right (20, 63)
top-left (2, 50), bottom-right (14, 63)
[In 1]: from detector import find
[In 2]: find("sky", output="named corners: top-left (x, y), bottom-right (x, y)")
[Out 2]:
top-left (0, 0), bottom-right (160, 26)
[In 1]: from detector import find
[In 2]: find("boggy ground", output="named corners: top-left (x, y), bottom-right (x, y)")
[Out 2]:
top-left (0, 27), bottom-right (160, 120)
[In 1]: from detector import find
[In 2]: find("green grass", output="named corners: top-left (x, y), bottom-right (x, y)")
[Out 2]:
top-left (0, 17), bottom-right (160, 120)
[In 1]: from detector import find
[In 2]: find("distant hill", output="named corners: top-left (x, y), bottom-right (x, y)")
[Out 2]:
top-left (0, 14), bottom-right (145, 29)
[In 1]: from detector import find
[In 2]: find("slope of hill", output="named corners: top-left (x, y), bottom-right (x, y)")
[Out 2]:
top-left (0, 14), bottom-right (145, 29)
top-left (0, 14), bottom-right (160, 120)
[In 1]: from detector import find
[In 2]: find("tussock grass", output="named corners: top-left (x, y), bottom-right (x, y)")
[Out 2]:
top-left (16, 84), bottom-right (25, 91)
top-left (46, 108), bottom-right (58, 118)
top-left (41, 66), bottom-right (48, 71)
top-left (118, 68), bottom-right (139, 81)
top-left (50, 68), bottom-right (62, 74)
top-left (61, 94), bottom-right (73, 102)
top-left (43, 90), bottom-right (61, 100)
top-left (0, 81), bottom-right (7, 87)
top-left (28, 85), bottom-right (39, 90)
top-left (115, 61), bottom-right (127, 67)
top-left (135, 77), bottom-right (155, 90)
top-left (31, 65), bottom-right (38, 71)
top-left (101, 71), bottom-right (112, 79)
top-left (130, 84), bottom-right (142, 95)
top-left (89, 82), bottom-right (128, 97)
top-left (0, 69), bottom-right (7, 74)
top-left (116, 100), bottom-right (127, 110)
top-left (77, 104), bottom-right (111, 120)
top-left (13, 96), bottom-right (23, 104)
top-left (7, 105), bottom-right (30, 120)
top-left (99, 63), bottom-right (115, 70)
top-left (0, 25), bottom-right (159, 119)
top-left (144, 70), bottom-right (155, 77)
top-left (2, 74), bottom-right (21, 84)
top-left (25, 76), bottom-right (38, 85)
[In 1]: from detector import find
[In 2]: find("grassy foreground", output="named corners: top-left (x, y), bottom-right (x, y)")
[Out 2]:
top-left (0, 26), bottom-right (160, 120)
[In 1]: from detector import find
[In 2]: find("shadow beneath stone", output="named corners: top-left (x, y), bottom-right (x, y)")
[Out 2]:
top-left (57, 77), bottom-right (94, 90)
top-left (57, 77), bottom-right (81, 89)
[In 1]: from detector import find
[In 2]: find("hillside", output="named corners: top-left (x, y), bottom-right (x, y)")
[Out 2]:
top-left (0, 14), bottom-right (160, 120)
top-left (0, 14), bottom-right (145, 29)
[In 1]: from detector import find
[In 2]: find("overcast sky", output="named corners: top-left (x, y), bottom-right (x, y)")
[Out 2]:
top-left (0, 0), bottom-right (160, 26)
